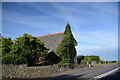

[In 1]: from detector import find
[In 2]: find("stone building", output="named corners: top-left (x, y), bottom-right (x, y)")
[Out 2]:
top-left (36, 32), bottom-right (65, 52)
top-left (36, 32), bottom-right (77, 63)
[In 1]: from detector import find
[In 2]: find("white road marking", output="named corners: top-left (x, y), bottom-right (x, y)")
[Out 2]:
top-left (89, 66), bottom-right (120, 80)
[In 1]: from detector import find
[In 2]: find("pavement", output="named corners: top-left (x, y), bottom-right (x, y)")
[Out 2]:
top-left (2, 63), bottom-right (119, 80)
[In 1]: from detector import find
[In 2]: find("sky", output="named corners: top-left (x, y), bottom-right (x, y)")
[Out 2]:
top-left (2, 2), bottom-right (118, 61)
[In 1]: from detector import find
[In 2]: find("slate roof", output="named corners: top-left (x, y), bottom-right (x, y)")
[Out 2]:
top-left (36, 32), bottom-right (65, 52)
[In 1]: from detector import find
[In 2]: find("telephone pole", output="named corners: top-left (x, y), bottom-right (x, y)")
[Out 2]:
top-left (101, 43), bottom-right (111, 63)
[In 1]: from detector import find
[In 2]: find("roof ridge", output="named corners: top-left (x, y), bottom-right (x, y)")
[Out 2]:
top-left (36, 32), bottom-right (64, 38)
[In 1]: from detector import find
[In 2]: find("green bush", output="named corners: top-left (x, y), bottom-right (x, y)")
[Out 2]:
top-left (78, 55), bottom-right (101, 65)
top-left (2, 37), bottom-right (13, 54)
top-left (2, 33), bottom-right (49, 66)
top-left (77, 55), bottom-right (85, 64)
top-left (57, 61), bottom-right (74, 68)
top-left (84, 56), bottom-right (101, 63)
top-left (46, 51), bottom-right (61, 65)
top-left (2, 54), bottom-right (15, 64)
top-left (80, 60), bottom-right (88, 64)
top-left (111, 61), bottom-right (117, 63)
top-left (2, 52), bottom-right (28, 64)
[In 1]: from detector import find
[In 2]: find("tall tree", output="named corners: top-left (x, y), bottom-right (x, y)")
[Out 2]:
top-left (56, 23), bottom-right (77, 66)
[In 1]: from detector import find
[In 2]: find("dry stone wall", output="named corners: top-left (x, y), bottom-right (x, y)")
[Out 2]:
top-left (2, 64), bottom-right (71, 78)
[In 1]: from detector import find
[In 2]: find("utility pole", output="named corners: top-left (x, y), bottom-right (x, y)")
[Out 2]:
top-left (108, 43), bottom-right (111, 63)
top-left (101, 43), bottom-right (111, 64)
top-left (106, 43), bottom-right (111, 63)
top-left (101, 45), bottom-right (104, 63)
top-left (106, 44), bottom-right (108, 62)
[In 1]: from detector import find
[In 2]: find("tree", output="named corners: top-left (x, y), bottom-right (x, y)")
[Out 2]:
top-left (46, 51), bottom-right (61, 65)
top-left (77, 55), bottom-right (85, 64)
top-left (2, 37), bottom-right (13, 54)
top-left (0, 36), bottom-right (2, 63)
top-left (2, 33), bottom-right (49, 66)
top-left (13, 33), bottom-right (49, 66)
top-left (1, 37), bottom-right (19, 64)
top-left (56, 23), bottom-right (77, 66)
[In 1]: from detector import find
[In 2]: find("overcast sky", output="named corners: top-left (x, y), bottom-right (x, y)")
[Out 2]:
top-left (2, 2), bottom-right (118, 61)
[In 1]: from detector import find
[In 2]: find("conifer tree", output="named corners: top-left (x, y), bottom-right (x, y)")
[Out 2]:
top-left (56, 23), bottom-right (77, 66)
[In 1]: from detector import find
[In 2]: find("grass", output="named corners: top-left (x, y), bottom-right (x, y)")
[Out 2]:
top-left (95, 62), bottom-right (118, 65)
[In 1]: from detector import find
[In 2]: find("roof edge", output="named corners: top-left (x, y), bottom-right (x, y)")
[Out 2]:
top-left (36, 32), bottom-right (64, 38)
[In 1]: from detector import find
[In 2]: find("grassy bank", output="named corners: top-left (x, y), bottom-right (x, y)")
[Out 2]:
top-left (95, 62), bottom-right (118, 65)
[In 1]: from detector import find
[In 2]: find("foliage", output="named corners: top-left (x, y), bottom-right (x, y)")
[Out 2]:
top-left (77, 55), bottom-right (85, 64)
top-left (2, 33), bottom-right (49, 66)
top-left (2, 37), bottom-right (14, 64)
top-left (57, 61), bottom-right (74, 68)
top-left (56, 23), bottom-right (77, 66)
top-left (2, 37), bottom-right (13, 54)
top-left (82, 55), bottom-right (101, 64)
top-left (0, 36), bottom-right (2, 63)
top-left (101, 61), bottom-right (117, 64)
top-left (110, 61), bottom-right (117, 63)
top-left (46, 51), bottom-right (61, 65)
top-left (2, 53), bottom-right (27, 64)
top-left (64, 24), bottom-right (77, 46)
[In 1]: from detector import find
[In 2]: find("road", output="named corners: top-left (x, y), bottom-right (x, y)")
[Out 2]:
top-left (98, 68), bottom-right (120, 80)
top-left (3, 63), bottom-right (119, 80)
top-left (29, 63), bottom-right (119, 80)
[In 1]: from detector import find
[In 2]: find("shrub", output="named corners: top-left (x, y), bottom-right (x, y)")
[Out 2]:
top-left (46, 51), bottom-right (61, 65)
top-left (84, 56), bottom-right (101, 64)
top-left (77, 55), bottom-right (85, 64)
top-left (2, 33), bottom-right (48, 66)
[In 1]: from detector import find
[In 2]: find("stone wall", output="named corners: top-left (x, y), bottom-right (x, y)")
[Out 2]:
top-left (2, 64), bottom-right (71, 78)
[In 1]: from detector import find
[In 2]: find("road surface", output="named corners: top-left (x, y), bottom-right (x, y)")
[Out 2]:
top-left (3, 63), bottom-right (119, 80)
top-left (38, 63), bottom-right (119, 80)
top-left (98, 68), bottom-right (120, 80)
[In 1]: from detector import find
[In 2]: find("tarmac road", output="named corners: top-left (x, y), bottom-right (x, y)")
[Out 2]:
top-left (98, 68), bottom-right (120, 80)
top-left (42, 63), bottom-right (119, 80)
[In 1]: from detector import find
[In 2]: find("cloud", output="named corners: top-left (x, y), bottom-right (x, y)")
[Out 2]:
top-left (74, 30), bottom-right (118, 45)
top-left (52, 2), bottom-right (118, 33)
top-left (3, 10), bottom-right (51, 27)
top-left (3, 2), bottom-right (117, 31)
top-left (2, 33), bottom-right (19, 39)
top-left (2, 0), bottom-right (120, 2)
top-left (77, 50), bottom-right (94, 56)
